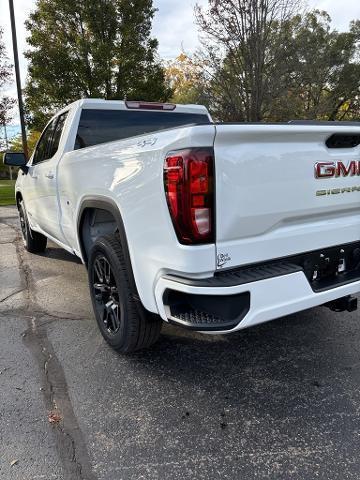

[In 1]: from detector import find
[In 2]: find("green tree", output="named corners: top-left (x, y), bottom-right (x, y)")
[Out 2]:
top-left (25, 0), bottom-right (172, 129)
top-left (196, 2), bottom-right (360, 122)
top-left (195, 0), bottom-right (300, 122)
top-left (266, 12), bottom-right (360, 121)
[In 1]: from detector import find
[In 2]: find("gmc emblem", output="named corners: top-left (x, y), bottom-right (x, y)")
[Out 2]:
top-left (315, 161), bottom-right (360, 178)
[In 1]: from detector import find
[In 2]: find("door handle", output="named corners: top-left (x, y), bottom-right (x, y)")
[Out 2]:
top-left (45, 172), bottom-right (54, 179)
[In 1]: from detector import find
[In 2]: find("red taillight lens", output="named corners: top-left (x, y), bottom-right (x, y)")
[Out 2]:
top-left (164, 148), bottom-right (215, 244)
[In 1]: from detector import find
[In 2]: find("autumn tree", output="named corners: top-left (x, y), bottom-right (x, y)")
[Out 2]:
top-left (25, 0), bottom-right (172, 129)
top-left (0, 27), bottom-right (15, 139)
top-left (165, 52), bottom-right (209, 106)
top-left (10, 130), bottom-right (41, 157)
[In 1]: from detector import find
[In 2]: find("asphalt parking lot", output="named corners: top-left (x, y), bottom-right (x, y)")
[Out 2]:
top-left (1, 204), bottom-right (360, 480)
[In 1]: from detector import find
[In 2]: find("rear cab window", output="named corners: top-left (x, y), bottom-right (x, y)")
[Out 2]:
top-left (75, 109), bottom-right (211, 149)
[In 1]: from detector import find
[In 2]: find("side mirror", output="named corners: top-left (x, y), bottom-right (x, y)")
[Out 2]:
top-left (3, 152), bottom-right (28, 173)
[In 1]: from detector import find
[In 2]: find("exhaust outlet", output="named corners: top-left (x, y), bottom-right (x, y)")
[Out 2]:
top-left (324, 295), bottom-right (358, 313)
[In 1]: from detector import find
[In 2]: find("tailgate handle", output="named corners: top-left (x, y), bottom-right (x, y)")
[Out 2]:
top-left (326, 134), bottom-right (360, 149)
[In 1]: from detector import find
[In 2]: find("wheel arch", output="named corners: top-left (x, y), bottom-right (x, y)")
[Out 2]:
top-left (77, 198), bottom-right (129, 263)
top-left (77, 197), bottom-right (140, 294)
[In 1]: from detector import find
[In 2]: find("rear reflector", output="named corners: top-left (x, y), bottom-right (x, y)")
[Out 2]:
top-left (164, 148), bottom-right (215, 244)
top-left (125, 101), bottom-right (176, 111)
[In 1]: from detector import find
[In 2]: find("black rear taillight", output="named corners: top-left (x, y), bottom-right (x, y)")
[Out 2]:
top-left (164, 148), bottom-right (215, 244)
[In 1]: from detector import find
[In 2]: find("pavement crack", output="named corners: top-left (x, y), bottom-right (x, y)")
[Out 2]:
top-left (23, 322), bottom-right (96, 480)
top-left (34, 310), bottom-right (88, 322)
top-left (0, 288), bottom-right (26, 303)
top-left (2, 220), bottom-right (36, 309)
top-left (3, 219), bottom-right (96, 480)
top-left (1, 221), bottom-right (88, 321)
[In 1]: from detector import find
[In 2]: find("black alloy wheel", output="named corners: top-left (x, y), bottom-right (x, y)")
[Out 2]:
top-left (19, 202), bottom-right (27, 243)
top-left (88, 234), bottom-right (162, 353)
top-left (18, 200), bottom-right (47, 253)
top-left (92, 255), bottom-right (122, 335)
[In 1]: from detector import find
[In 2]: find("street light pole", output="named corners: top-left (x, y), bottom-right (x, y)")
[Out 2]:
top-left (8, 0), bottom-right (28, 159)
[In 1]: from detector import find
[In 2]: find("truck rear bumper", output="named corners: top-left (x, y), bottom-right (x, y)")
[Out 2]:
top-left (154, 270), bottom-right (360, 333)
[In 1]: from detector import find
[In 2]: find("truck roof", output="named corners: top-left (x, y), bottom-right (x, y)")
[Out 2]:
top-left (66, 98), bottom-right (210, 117)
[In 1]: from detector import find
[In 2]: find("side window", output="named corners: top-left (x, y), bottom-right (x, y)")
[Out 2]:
top-left (33, 119), bottom-right (57, 165)
top-left (32, 112), bottom-right (68, 164)
top-left (48, 112), bottom-right (68, 158)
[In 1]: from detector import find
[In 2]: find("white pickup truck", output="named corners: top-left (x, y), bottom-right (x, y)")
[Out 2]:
top-left (4, 99), bottom-right (360, 353)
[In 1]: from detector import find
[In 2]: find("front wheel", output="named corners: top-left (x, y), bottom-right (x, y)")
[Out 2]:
top-left (18, 200), bottom-right (47, 253)
top-left (88, 234), bottom-right (162, 353)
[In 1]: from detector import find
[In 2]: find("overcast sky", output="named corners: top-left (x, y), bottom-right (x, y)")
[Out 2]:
top-left (0, 0), bottom-right (359, 124)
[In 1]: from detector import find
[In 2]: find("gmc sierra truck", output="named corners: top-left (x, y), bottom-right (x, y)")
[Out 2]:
top-left (4, 99), bottom-right (360, 353)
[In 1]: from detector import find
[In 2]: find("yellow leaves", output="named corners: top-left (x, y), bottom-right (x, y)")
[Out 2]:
top-left (165, 51), bottom-right (205, 97)
top-left (10, 130), bottom-right (41, 156)
top-left (339, 100), bottom-right (351, 113)
top-left (177, 52), bottom-right (188, 62)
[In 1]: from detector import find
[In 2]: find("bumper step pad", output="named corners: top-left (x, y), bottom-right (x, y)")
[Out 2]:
top-left (162, 241), bottom-right (360, 331)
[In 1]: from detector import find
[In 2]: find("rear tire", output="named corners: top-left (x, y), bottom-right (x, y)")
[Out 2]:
top-left (18, 200), bottom-right (47, 253)
top-left (88, 234), bottom-right (162, 353)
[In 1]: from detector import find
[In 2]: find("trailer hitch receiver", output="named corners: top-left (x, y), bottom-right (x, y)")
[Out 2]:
top-left (324, 295), bottom-right (358, 313)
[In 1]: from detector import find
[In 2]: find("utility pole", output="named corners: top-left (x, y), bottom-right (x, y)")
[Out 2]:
top-left (8, 0), bottom-right (28, 159)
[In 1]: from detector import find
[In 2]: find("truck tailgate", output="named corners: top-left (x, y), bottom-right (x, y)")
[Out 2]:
top-left (214, 124), bottom-right (360, 270)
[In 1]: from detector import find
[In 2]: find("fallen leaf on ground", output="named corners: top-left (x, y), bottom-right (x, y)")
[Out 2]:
top-left (48, 411), bottom-right (62, 424)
